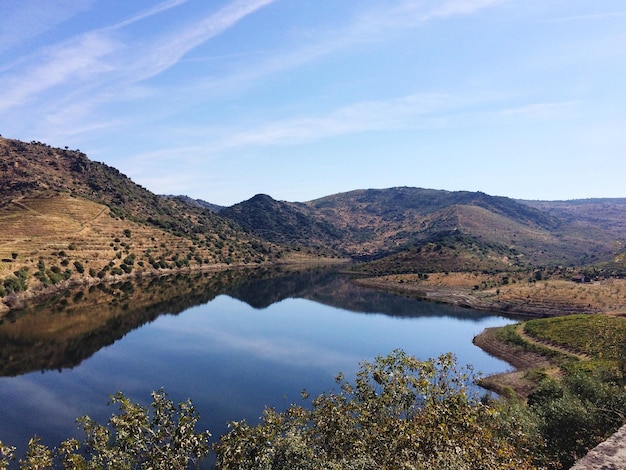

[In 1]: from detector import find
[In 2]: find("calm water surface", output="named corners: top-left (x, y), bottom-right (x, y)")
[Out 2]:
top-left (0, 267), bottom-right (515, 461)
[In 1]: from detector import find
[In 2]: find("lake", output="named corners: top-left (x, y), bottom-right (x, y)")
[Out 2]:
top-left (0, 266), bottom-right (515, 464)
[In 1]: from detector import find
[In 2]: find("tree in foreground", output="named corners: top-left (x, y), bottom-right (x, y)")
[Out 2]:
top-left (1, 350), bottom-right (549, 469)
top-left (214, 350), bottom-right (544, 469)
top-left (0, 389), bottom-right (211, 469)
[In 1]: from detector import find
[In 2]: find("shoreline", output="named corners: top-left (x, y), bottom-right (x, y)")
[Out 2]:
top-left (352, 275), bottom-right (626, 318)
top-left (1, 258), bottom-right (350, 317)
top-left (352, 278), bottom-right (556, 318)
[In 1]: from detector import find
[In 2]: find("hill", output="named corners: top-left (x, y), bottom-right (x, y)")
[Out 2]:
top-left (2, 136), bottom-right (625, 314)
top-left (220, 194), bottom-right (345, 255)
top-left (0, 137), bottom-right (289, 312)
top-left (221, 187), bottom-right (626, 273)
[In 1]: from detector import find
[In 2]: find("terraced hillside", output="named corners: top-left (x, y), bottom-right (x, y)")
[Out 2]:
top-left (0, 137), bottom-right (288, 312)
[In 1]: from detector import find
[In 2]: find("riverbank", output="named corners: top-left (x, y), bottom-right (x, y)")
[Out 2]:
top-left (0, 257), bottom-right (350, 317)
top-left (353, 272), bottom-right (626, 317)
top-left (472, 314), bottom-right (626, 469)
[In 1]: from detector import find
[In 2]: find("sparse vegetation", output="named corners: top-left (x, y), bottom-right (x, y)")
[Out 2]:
top-left (1, 136), bottom-right (626, 466)
top-left (478, 314), bottom-right (626, 468)
top-left (0, 390), bottom-right (211, 469)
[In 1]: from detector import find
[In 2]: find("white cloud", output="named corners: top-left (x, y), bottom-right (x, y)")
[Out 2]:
top-left (0, 0), bottom-right (95, 53)
top-left (123, 0), bottom-right (278, 84)
top-left (500, 101), bottom-right (580, 119)
top-left (110, 0), bottom-right (191, 30)
top-left (426, 0), bottom-right (508, 19)
top-left (218, 93), bottom-right (453, 149)
top-left (0, 0), bottom-right (277, 115)
top-left (0, 32), bottom-right (119, 113)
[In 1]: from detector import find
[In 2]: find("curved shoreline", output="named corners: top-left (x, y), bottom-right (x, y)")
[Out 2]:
top-left (471, 327), bottom-right (551, 399)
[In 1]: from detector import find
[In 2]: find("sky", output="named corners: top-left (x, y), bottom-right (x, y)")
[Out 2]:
top-left (1, 1), bottom-right (625, 206)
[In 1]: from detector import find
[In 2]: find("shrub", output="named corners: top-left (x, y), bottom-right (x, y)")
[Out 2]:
top-left (214, 350), bottom-right (539, 469)
top-left (3, 272), bottom-right (27, 293)
top-left (528, 369), bottom-right (626, 468)
top-left (0, 390), bottom-right (211, 469)
top-left (73, 261), bottom-right (85, 274)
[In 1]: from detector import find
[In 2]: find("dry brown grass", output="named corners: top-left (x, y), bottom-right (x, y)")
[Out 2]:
top-left (0, 195), bottom-right (277, 315)
top-left (361, 272), bottom-right (626, 316)
top-left (494, 279), bottom-right (626, 315)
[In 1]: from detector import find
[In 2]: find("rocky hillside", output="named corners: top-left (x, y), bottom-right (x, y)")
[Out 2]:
top-left (220, 194), bottom-right (345, 255)
top-left (0, 137), bottom-right (290, 311)
top-left (2, 136), bottom-right (625, 312)
top-left (221, 188), bottom-right (626, 272)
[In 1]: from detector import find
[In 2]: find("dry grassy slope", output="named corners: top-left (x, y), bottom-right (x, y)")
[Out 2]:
top-left (0, 137), bottom-right (290, 311)
top-left (521, 199), bottom-right (626, 233)
top-left (521, 199), bottom-right (626, 259)
top-left (302, 188), bottom-right (557, 256)
top-left (303, 188), bottom-right (623, 267)
top-left (0, 195), bottom-right (270, 295)
top-left (0, 137), bottom-right (225, 234)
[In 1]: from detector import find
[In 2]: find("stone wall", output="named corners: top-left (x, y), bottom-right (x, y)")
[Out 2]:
top-left (571, 425), bottom-right (626, 469)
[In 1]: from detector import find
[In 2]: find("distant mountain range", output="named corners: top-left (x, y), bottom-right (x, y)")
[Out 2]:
top-left (219, 188), bottom-right (626, 271)
top-left (1, 136), bottom-right (625, 305)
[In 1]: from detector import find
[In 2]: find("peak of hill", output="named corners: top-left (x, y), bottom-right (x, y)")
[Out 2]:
top-left (221, 186), bottom-right (625, 271)
top-left (0, 137), bottom-right (289, 310)
top-left (220, 194), bottom-right (344, 254)
top-left (1, 135), bottom-right (625, 310)
top-left (0, 137), bottom-right (232, 236)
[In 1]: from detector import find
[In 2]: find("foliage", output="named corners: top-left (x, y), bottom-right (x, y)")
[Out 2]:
top-left (524, 314), bottom-right (626, 364)
top-left (495, 316), bottom-right (626, 468)
top-left (3, 347), bottom-right (625, 469)
top-left (0, 441), bottom-right (15, 470)
top-left (3, 268), bottom-right (28, 293)
top-left (214, 350), bottom-right (540, 469)
top-left (528, 369), bottom-right (626, 468)
top-left (73, 261), bottom-right (85, 274)
top-left (0, 390), bottom-right (211, 469)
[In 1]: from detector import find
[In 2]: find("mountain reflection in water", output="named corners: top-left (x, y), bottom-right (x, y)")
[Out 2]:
top-left (0, 266), bottom-right (496, 377)
top-left (0, 266), bottom-right (515, 467)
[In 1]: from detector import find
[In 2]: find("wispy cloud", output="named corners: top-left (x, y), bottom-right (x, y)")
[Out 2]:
top-left (122, 0), bottom-right (277, 84)
top-left (182, 0), bottom-right (507, 103)
top-left (0, 0), bottom-right (277, 115)
top-left (500, 101), bottom-right (580, 119)
top-left (0, 33), bottom-right (119, 113)
top-left (218, 93), bottom-right (453, 149)
top-left (110, 0), bottom-right (191, 30)
top-left (545, 10), bottom-right (626, 23)
top-left (0, 0), bottom-right (507, 146)
top-left (425, 0), bottom-right (508, 20)
top-left (125, 93), bottom-right (579, 170)
top-left (0, 0), bottom-right (95, 53)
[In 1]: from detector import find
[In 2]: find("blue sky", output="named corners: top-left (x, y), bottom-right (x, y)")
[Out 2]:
top-left (1, 0), bottom-right (624, 206)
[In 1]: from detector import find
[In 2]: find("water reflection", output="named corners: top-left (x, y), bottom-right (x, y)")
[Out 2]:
top-left (0, 267), bottom-right (497, 377)
top-left (0, 266), bottom-right (514, 466)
